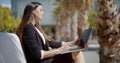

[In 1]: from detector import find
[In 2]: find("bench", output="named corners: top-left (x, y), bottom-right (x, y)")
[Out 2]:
top-left (0, 32), bottom-right (26, 63)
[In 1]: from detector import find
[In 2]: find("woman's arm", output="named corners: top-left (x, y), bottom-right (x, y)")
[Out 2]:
top-left (48, 41), bottom-right (62, 48)
top-left (63, 41), bottom-right (75, 46)
top-left (48, 40), bottom-right (75, 48)
top-left (42, 41), bottom-right (75, 59)
top-left (43, 44), bottom-right (70, 59)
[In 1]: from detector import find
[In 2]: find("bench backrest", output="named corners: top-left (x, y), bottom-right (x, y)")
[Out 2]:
top-left (0, 32), bottom-right (26, 63)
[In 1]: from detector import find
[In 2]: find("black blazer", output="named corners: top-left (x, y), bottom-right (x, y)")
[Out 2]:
top-left (22, 23), bottom-right (62, 63)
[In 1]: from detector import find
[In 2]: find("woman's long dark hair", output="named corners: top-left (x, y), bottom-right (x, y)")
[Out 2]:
top-left (16, 2), bottom-right (52, 47)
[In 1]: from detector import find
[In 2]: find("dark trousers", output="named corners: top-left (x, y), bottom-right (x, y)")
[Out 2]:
top-left (41, 53), bottom-right (74, 63)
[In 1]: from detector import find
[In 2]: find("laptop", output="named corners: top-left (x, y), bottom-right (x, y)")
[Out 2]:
top-left (60, 28), bottom-right (92, 54)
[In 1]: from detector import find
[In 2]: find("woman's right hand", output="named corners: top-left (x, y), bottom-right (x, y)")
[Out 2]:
top-left (43, 45), bottom-right (70, 58)
top-left (57, 45), bottom-right (70, 53)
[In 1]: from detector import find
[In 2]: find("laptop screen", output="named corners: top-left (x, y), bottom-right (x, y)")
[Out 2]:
top-left (81, 28), bottom-right (92, 44)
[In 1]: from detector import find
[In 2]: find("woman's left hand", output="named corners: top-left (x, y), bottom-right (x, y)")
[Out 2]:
top-left (64, 41), bottom-right (75, 46)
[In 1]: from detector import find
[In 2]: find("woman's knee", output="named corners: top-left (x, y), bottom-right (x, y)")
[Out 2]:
top-left (72, 51), bottom-right (86, 63)
top-left (72, 51), bottom-right (84, 60)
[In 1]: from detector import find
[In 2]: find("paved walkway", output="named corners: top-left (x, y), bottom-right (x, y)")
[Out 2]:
top-left (83, 50), bottom-right (99, 63)
top-left (83, 36), bottom-right (100, 63)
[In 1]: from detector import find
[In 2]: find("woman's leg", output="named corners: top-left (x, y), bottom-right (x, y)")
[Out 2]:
top-left (72, 51), bottom-right (86, 63)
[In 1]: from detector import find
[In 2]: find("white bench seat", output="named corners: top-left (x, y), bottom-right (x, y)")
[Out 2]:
top-left (0, 32), bottom-right (26, 63)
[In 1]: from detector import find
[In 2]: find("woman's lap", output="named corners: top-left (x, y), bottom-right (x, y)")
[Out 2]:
top-left (41, 53), bottom-right (73, 63)
top-left (52, 53), bottom-right (74, 63)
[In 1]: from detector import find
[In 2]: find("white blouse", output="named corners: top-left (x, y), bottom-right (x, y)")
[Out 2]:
top-left (35, 27), bottom-right (46, 45)
top-left (35, 27), bottom-right (45, 59)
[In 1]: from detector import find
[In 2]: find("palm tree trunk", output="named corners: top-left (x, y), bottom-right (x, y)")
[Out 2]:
top-left (56, 11), bottom-right (79, 41)
top-left (54, 0), bottom-right (94, 41)
top-left (55, 14), bottom-right (71, 41)
top-left (78, 10), bottom-right (89, 38)
top-left (55, 15), bottom-right (61, 40)
top-left (70, 11), bottom-right (79, 40)
top-left (97, 0), bottom-right (120, 63)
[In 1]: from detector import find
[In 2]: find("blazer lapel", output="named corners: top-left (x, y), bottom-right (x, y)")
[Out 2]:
top-left (29, 23), bottom-right (49, 50)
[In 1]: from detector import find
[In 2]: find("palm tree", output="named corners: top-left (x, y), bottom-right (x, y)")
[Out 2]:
top-left (77, 0), bottom-right (94, 38)
top-left (97, 0), bottom-right (120, 63)
top-left (54, 0), bottom-right (94, 41)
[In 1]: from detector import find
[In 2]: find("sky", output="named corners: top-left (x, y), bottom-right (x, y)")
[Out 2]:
top-left (0, 0), bottom-right (11, 8)
top-left (0, 0), bottom-right (119, 9)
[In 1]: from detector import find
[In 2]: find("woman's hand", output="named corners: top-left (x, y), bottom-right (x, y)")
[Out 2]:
top-left (43, 45), bottom-right (70, 58)
top-left (59, 45), bottom-right (70, 52)
top-left (64, 41), bottom-right (75, 46)
top-left (43, 41), bottom-right (75, 59)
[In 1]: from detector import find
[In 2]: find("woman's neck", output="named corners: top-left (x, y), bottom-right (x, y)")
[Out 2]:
top-left (31, 18), bottom-right (36, 25)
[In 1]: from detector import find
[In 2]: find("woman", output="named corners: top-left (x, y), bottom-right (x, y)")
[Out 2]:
top-left (16, 2), bottom-right (85, 63)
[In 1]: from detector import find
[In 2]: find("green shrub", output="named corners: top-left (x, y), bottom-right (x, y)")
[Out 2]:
top-left (0, 6), bottom-right (20, 33)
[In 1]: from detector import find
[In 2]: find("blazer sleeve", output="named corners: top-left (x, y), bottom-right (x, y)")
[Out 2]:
top-left (22, 25), bottom-right (41, 60)
top-left (48, 41), bottom-right (62, 48)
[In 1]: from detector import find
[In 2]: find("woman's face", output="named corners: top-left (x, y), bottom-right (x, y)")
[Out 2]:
top-left (33, 5), bottom-right (44, 21)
